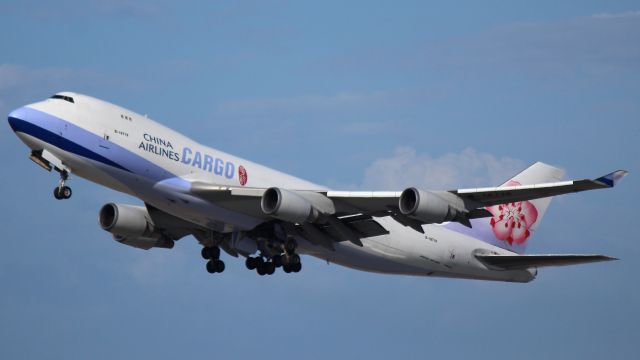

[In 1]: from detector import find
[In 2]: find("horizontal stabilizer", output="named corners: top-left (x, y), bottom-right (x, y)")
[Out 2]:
top-left (476, 254), bottom-right (617, 270)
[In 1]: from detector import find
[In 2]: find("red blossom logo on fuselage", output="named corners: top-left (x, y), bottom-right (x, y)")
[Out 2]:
top-left (487, 181), bottom-right (538, 245)
top-left (238, 166), bottom-right (248, 186)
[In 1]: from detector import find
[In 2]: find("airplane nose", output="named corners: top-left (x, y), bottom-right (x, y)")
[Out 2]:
top-left (7, 107), bottom-right (29, 132)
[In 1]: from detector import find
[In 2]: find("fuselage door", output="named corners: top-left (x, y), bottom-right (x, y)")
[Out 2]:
top-left (99, 130), bottom-right (111, 150)
top-left (56, 122), bottom-right (68, 137)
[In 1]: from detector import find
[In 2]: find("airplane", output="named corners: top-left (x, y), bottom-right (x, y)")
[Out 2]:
top-left (7, 92), bottom-right (628, 282)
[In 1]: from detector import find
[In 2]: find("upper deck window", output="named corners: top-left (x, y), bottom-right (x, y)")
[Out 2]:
top-left (50, 94), bottom-right (75, 103)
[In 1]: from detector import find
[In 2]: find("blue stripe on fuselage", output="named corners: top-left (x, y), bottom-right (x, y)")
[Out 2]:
top-left (8, 107), bottom-right (190, 190)
top-left (9, 116), bottom-right (131, 173)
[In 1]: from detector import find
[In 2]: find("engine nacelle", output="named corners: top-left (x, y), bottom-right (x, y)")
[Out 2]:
top-left (99, 203), bottom-right (173, 250)
top-left (398, 188), bottom-right (460, 224)
top-left (261, 187), bottom-right (322, 224)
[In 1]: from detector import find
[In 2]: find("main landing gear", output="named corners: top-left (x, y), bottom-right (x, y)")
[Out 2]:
top-left (245, 238), bottom-right (302, 276)
top-left (201, 246), bottom-right (225, 274)
top-left (53, 170), bottom-right (72, 200)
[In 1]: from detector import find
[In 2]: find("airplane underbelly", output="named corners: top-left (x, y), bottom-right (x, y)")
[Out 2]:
top-left (96, 167), bottom-right (264, 232)
top-left (298, 232), bottom-right (440, 276)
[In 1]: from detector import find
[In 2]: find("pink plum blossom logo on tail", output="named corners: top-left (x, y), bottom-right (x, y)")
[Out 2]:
top-left (487, 180), bottom-right (539, 245)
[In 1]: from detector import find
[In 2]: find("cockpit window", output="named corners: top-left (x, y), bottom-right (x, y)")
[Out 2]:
top-left (50, 94), bottom-right (75, 103)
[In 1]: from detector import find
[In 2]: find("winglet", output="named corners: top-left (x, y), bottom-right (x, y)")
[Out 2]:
top-left (595, 170), bottom-right (628, 187)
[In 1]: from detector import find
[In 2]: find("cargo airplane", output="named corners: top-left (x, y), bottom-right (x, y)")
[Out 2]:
top-left (7, 92), bottom-right (628, 282)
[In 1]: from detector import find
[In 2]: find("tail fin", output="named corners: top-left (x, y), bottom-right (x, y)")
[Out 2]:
top-left (499, 162), bottom-right (566, 236)
top-left (446, 162), bottom-right (566, 254)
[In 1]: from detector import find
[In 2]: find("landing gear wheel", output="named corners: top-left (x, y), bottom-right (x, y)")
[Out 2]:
top-left (283, 264), bottom-right (292, 273)
top-left (257, 265), bottom-right (266, 276)
top-left (206, 260), bottom-right (216, 273)
top-left (201, 247), bottom-right (220, 260)
top-left (60, 186), bottom-right (72, 199)
top-left (272, 255), bottom-right (283, 268)
top-left (246, 257), bottom-right (257, 270)
top-left (206, 259), bottom-right (225, 273)
top-left (291, 262), bottom-right (302, 273)
top-left (284, 238), bottom-right (297, 254)
top-left (215, 260), bottom-right (225, 273)
top-left (265, 262), bottom-right (276, 275)
top-left (288, 253), bottom-right (301, 265)
top-left (53, 170), bottom-right (71, 200)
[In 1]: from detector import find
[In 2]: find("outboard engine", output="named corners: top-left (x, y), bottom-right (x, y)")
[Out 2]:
top-left (99, 203), bottom-right (173, 250)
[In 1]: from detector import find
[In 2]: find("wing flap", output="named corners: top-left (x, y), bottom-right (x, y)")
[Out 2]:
top-left (326, 191), bottom-right (402, 214)
top-left (476, 254), bottom-right (618, 270)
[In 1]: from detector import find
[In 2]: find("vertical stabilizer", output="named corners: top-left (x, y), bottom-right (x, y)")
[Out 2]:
top-left (445, 162), bottom-right (565, 254)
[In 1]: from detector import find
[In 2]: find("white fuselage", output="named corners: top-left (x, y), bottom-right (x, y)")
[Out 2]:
top-left (9, 93), bottom-right (535, 282)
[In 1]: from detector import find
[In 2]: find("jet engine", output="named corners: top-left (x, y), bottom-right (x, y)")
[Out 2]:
top-left (261, 187), bottom-right (334, 224)
top-left (398, 188), bottom-right (462, 224)
top-left (99, 203), bottom-right (174, 250)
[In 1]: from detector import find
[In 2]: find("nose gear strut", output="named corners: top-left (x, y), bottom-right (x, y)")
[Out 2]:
top-left (53, 169), bottom-right (72, 200)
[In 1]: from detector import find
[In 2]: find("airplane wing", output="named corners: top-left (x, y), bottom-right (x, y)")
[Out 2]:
top-left (324, 169), bottom-right (628, 211)
top-left (451, 170), bottom-right (629, 207)
top-left (189, 168), bottom-right (626, 245)
top-left (475, 254), bottom-right (618, 270)
top-left (191, 169), bottom-right (627, 220)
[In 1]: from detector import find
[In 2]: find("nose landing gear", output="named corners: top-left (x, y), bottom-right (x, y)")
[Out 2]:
top-left (53, 170), bottom-right (72, 200)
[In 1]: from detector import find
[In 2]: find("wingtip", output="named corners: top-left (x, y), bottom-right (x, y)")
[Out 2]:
top-left (593, 255), bottom-right (619, 262)
top-left (595, 170), bottom-right (628, 187)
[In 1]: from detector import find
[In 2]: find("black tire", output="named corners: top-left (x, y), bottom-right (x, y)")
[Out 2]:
top-left (289, 253), bottom-right (301, 265)
top-left (292, 262), bottom-right (302, 273)
top-left (283, 264), bottom-right (291, 273)
top-left (245, 257), bottom-right (256, 270)
top-left (285, 238), bottom-right (297, 254)
top-left (215, 260), bottom-right (225, 273)
top-left (206, 260), bottom-right (216, 274)
top-left (201, 247), bottom-right (211, 260)
top-left (53, 187), bottom-right (62, 200)
top-left (272, 255), bottom-right (283, 268)
top-left (209, 247), bottom-right (220, 260)
top-left (61, 186), bottom-right (72, 199)
top-left (266, 262), bottom-right (276, 275)
top-left (257, 265), bottom-right (266, 276)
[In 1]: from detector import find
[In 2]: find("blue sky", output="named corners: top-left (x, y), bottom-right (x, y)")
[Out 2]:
top-left (1, 1), bottom-right (639, 359)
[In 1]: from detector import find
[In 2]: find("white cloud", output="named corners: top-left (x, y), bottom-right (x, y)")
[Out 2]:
top-left (362, 147), bottom-right (525, 190)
